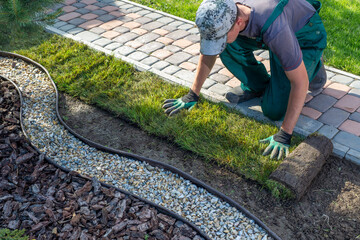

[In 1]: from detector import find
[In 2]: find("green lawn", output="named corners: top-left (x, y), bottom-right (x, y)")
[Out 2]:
top-left (132, 0), bottom-right (360, 76)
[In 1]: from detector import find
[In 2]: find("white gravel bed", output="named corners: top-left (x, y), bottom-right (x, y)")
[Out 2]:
top-left (0, 56), bottom-right (271, 240)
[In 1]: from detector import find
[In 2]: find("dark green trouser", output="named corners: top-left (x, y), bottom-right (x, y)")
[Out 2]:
top-left (220, 10), bottom-right (327, 120)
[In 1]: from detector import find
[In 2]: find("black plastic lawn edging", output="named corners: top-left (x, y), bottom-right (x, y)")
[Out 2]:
top-left (0, 51), bottom-right (282, 240)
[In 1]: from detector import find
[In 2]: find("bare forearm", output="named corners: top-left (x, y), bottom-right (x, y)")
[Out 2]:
top-left (282, 61), bottom-right (309, 134)
top-left (191, 54), bottom-right (217, 95)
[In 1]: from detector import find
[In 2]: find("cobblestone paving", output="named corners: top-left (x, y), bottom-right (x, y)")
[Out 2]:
top-left (49, 0), bottom-right (360, 165)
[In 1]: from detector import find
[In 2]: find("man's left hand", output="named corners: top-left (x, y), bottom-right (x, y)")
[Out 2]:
top-left (260, 129), bottom-right (292, 160)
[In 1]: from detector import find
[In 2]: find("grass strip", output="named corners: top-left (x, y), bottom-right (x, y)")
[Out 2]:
top-left (12, 34), bottom-right (304, 198)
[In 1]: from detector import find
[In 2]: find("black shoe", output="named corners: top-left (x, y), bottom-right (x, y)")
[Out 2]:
top-left (225, 86), bottom-right (263, 103)
top-left (309, 62), bottom-right (326, 95)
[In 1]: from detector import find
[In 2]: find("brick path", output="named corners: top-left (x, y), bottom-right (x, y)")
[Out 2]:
top-left (48, 0), bottom-right (360, 165)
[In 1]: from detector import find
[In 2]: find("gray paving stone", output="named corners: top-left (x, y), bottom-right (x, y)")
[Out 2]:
top-left (332, 141), bottom-right (349, 158)
top-left (318, 107), bottom-right (350, 127)
top-left (188, 28), bottom-right (199, 34)
top-left (164, 45), bottom-right (181, 53)
top-left (209, 73), bottom-right (230, 84)
top-left (349, 112), bottom-right (360, 122)
top-left (165, 52), bottom-right (192, 65)
top-left (178, 23), bottom-right (194, 30)
top-left (331, 74), bottom-right (354, 85)
top-left (162, 25), bottom-right (177, 32)
top-left (92, 9), bottom-right (107, 15)
top-left (140, 56), bottom-right (159, 65)
top-left (102, 0), bottom-right (115, 3)
top-left (157, 17), bottom-right (175, 24)
top-left (75, 8), bottom-right (91, 14)
top-left (105, 42), bottom-right (122, 51)
top-left (188, 56), bottom-right (200, 64)
top-left (317, 125), bottom-right (339, 139)
top-left (294, 115), bottom-right (323, 135)
top-left (174, 70), bottom-right (195, 83)
top-left (93, 2), bottom-right (107, 8)
top-left (333, 131), bottom-right (360, 150)
top-left (135, 9), bottom-right (151, 16)
top-left (113, 26), bottom-right (130, 33)
top-left (185, 34), bottom-right (200, 43)
top-left (144, 12), bottom-right (163, 20)
top-left (73, 2), bottom-right (86, 8)
top-left (162, 65), bottom-right (181, 75)
top-left (128, 6), bottom-right (142, 12)
top-left (306, 94), bottom-right (337, 112)
top-left (75, 31), bottom-right (101, 42)
top-left (259, 51), bottom-right (269, 59)
top-left (325, 70), bottom-right (335, 80)
top-left (53, 21), bottom-right (67, 28)
top-left (138, 42), bottom-right (164, 54)
top-left (210, 64), bottom-right (224, 75)
top-left (349, 88), bottom-right (360, 98)
top-left (346, 149), bottom-right (360, 165)
top-left (112, 1), bottom-right (126, 7)
top-left (118, 3), bottom-right (133, 9)
top-left (136, 33), bottom-right (160, 44)
top-left (141, 21), bottom-right (165, 31)
top-left (134, 17), bottom-right (152, 24)
top-left (67, 27), bottom-right (84, 34)
top-left (68, 18), bottom-right (87, 26)
top-left (165, 30), bottom-right (190, 40)
top-left (97, 14), bottom-right (116, 22)
top-left (234, 98), bottom-right (270, 123)
top-left (152, 60), bottom-right (170, 70)
top-left (127, 51), bottom-right (148, 61)
top-left (89, 27), bottom-right (106, 34)
top-left (202, 79), bottom-right (217, 89)
top-left (52, 3), bottom-right (64, 11)
top-left (113, 32), bottom-right (138, 43)
top-left (350, 80), bottom-right (360, 89)
top-left (117, 16), bottom-right (132, 23)
top-left (59, 24), bottom-right (76, 31)
top-left (169, 21), bottom-right (184, 28)
top-left (93, 37), bottom-right (112, 47)
top-left (116, 45), bottom-right (136, 56)
top-left (208, 83), bottom-right (232, 96)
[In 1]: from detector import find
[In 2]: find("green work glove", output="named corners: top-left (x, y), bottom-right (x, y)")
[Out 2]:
top-left (259, 128), bottom-right (292, 160)
top-left (162, 89), bottom-right (199, 116)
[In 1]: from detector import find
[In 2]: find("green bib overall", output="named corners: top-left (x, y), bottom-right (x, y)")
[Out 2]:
top-left (219, 0), bottom-right (327, 121)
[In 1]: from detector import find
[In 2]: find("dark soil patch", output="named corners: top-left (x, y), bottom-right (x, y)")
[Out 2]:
top-left (59, 92), bottom-right (360, 240)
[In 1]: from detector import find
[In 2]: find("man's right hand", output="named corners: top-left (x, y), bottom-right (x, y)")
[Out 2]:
top-left (162, 89), bottom-right (199, 116)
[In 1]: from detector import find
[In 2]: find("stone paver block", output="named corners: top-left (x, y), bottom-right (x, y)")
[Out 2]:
top-left (67, 27), bottom-right (84, 34)
top-left (127, 51), bottom-right (148, 61)
top-left (152, 29), bottom-right (169, 36)
top-left (346, 149), bottom-right (360, 166)
top-left (104, 42), bottom-right (122, 51)
top-left (294, 115), bottom-right (323, 135)
top-left (165, 30), bottom-right (190, 40)
top-left (85, 5), bottom-right (99, 10)
top-left (209, 64), bottom-right (223, 75)
top-left (102, 5), bottom-right (118, 12)
top-left (59, 24), bottom-right (76, 31)
top-left (209, 73), bottom-right (230, 84)
top-left (140, 56), bottom-right (159, 66)
top-left (208, 83), bottom-right (232, 96)
top-left (75, 30), bottom-right (101, 42)
top-left (113, 32), bottom-right (138, 43)
top-left (63, 6), bottom-right (77, 12)
top-left (68, 17), bottom-right (87, 26)
top-left (81, 0), bottom-right (97, 4)
top-left (174, 70), bottom-right (195, 83)
top-left (164, 45), bottom-right (181, 53)
top-left (113, 26), bottom-right (130, 33)
top-left (162, 65), bottom-right (181, 75)
top-left (79, 19), bottom-right (103, 29)
top-left (173, 39), bottom-right (193, 49)
top-left (169, 21), bottom-right (184, 27)
top-left (93, 37), bottom-right (112, 47)
top-left (349, 88), bottom-right (360, 98)
top-left (152, 61), bottom-right (170, 70)
top-left (301, 106), bottom-right (322, 120)
top-left (215, 58), bottom-right (224, 67)
top-left (93, 2), bottom-right (107, 8)
top-left (332, 141), bottom-right (349, 158)
top-left (53, 21), bottom-right (67, 28)
top-left (81, 13), bottom-right (99, 20)
top-left (58, 12), bottom-right (81, 21)
top-left (138, 42), bottom-right (164, 54)
top-left (306, 94), bottom-right (337, 112)
top-left (350, 80), bottom-right (360, 89)
top-left (339, 120), bottom-right (360, 136)
top-left (202, 79), bottom-right (217, 89)
top-left (135, 9), bottom-right (150, 16)
top-left (142, 21), bottom-right (165, 31)
top-left (322, 82), bottom-right (351, 99)
top-left (349, 112), bottom-right (360, 123)
top-left (323, 80), bottom-right (332, 88)
top-left (99, 19), bottom-right (123, 30)
top-left (331, 74), bottom-right (354, 85)
top-left (325, 70), bottom-right (335, 80)
top-left (184, 43), bottom-right (200, 55)
top-left (127, 13), bottom-right (141, 19)
top-left (304, 94), bottom-right (313, 103)
top-left (116, 46), bottom-right (136, 56)
top-left (136, 33), bottom-right (160, 44)
top-left (188, 28), bottom-right (199, 34)
top-left (162, 25), bottom-right (177, 32)
top-left (165, 52), bottom-right (192, 66)
top-left (134, 17), bottom-right (152, 24)
top-left (122, 21), bottom-right (141, 29)
top-left (73, 2), bottom-right (86, 8)
top-left (218, 68), bottom-right (234, 78)
top-left (178, 23), bottom-right (195, 30)
top-left (157, 17), bottom-right (174, 24)
top-left (65, 0), bottom-right (76, 4)
top-left (89, 27), bottom-right (106, 34)
top-left (225, 78), bottom-right (241, 88)
top-left (179, 62), bottom-right (197, 71)
top-left (156, 37), bottom-right (174, 45)
top-left (131, 28), bottom-right (148, 35)
top-left (188, 56), bottom-right (200, 64)
top-left (97, 14), bottom-right (116, 22)
top-left (318, 107), bottom-right (350, 128)
top-left (125, 40), bottom-right (143, 49)
top-left (101, 30), bottom-right (120, 39)
top-left (151, 49), bottom-right (173, 60)
top-left (334, 95), bottom-right (360, 113)
top-left (317, 125), bottom-right (339, 139)
top-left (333, 131), bottom-right (360, 150)
top-left (92, 9), bottom-right (107, 16)
top-left (109, 11), bottom-right (125, 17)
top-left (144, 12), bottom-right (163, 20)
top-left (118, 16), bottom-right (133, 23)
top-left (75, 8), bottom-right (91, 14)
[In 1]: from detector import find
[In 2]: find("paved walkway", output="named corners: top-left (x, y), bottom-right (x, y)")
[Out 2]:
top-left (48, 0), bottom-right (360, 165)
